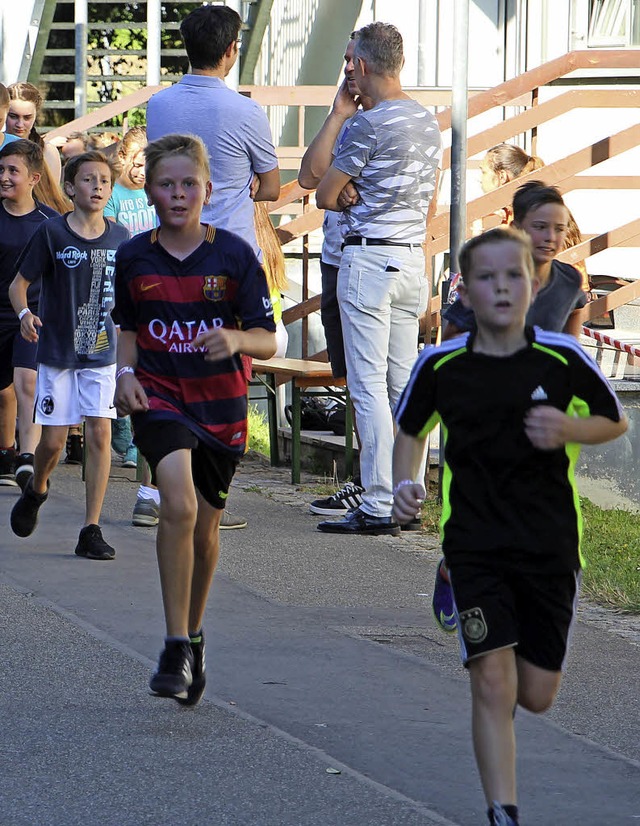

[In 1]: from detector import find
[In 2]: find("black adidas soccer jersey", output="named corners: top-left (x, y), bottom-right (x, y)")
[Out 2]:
top-left (395, 327), bottom-right (623, 572)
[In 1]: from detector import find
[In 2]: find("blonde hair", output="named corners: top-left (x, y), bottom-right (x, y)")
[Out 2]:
top-left (144, 133), bottom-right (210, 185)
top-left (254, 202), bottom-right (288, 294)
top-left (118, 126), bottom-right (147, 162)
top-left (484, 143), bottom-right (544, 180)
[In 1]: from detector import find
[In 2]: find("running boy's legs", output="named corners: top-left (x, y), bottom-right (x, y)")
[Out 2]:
top-left (83, 415), bottom-right (112, 527)
top-left (153, 446), bottom-right (224, 637)
top-left (469, 650), bottom-right (563, 808)
top-left (13, 366), bottom-right (39, 455)
top-left (32, 423), bottom-right (68, 493)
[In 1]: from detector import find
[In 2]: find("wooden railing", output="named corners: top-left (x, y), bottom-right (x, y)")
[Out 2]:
top-left (43, 50), bottom-right (640, 355)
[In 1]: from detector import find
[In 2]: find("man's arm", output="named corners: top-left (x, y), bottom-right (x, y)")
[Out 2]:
top-left (252, 167), bottom-right (281, 202)
top-left (316, 166), bottom-right (354, 212)
top-left (298, 79), bottom-right (357, 189)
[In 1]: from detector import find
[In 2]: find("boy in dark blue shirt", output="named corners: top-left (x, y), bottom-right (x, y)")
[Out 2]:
top-left (9, 151), bottom-right (129, 560)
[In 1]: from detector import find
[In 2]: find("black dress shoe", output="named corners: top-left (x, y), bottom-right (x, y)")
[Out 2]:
top-left (317, 506), bottom-right (401, 536)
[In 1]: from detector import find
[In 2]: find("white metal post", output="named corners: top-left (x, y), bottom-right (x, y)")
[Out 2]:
top-left (74, 0), bottom-right (87, 118)
top-left (147, 0), bottom-right (161, 86)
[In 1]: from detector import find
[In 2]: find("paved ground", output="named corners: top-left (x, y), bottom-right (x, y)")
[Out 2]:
top-left (0, 452), bottom-right (639, 825)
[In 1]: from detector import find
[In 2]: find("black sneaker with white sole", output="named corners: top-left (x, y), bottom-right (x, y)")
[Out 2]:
top-left (15, 453), bottom-right (35, 492)
top-left (75, 524), bottom-right (115, 560)
top-left (309, 479), bottom-right (364, 515)
top-left (10, 476), bottom-right (49, 537)
top-left (0, 448), bottom-right (18, 487)
top-left (177, 632), bottom-right (206, 707)
top-left (150, 640), bottom-right (194, 700)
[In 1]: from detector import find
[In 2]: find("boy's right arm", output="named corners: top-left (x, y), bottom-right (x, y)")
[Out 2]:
top-left (392, 429), bottom-right (427, 524)
top-left (114, 330), bottom-right (149, 416)
top-left (8, 273), bottom-right (42, 343)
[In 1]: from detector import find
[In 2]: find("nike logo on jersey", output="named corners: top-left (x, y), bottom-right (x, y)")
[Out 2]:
top-left (140, 281), bottom-right (162, 292)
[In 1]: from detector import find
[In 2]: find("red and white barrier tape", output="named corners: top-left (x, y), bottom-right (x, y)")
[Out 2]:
top-left (582, 326), bottom-right (640, 359)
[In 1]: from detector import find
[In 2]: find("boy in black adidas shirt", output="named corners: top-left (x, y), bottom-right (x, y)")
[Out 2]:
top-left (392, 227), bottom-right (627, 826)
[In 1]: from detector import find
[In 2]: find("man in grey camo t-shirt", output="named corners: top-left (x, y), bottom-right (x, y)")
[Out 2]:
top-left (316, 22), bottom-right (441, 536)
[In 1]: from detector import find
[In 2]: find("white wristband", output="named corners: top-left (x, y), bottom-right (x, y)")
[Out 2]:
top-left (115, 365), bottom-right (135, 381)
top-left (393, 479), bottom-right (415, 496)
top-left (18, 308), bottom-right (31, 321)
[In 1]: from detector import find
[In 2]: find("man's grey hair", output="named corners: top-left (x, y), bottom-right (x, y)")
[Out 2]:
top-left (353, 23), bottom-right (404, 77)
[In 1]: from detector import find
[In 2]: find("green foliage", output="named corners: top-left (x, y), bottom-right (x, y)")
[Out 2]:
top-left (417, 496), bottom-right (640, 613)
top-left (247, 405), bottom-right (271, 458)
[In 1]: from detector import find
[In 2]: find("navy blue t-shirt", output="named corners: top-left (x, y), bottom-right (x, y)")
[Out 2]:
top-left (0, 200), bottom-right (59, 327)
top-left (16, 214), bottom-right (130, 368)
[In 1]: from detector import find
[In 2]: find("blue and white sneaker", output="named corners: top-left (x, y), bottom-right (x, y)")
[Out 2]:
top-left (490, 802), bottom-right (519, 825)
top-left (432, 559), bottom-right (457, 633)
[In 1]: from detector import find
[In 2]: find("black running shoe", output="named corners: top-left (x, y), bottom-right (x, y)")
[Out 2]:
top-left (10, 476), bottom-right (48, 537)
top-left (15, 453), bottom-right (35, 493)
top-left (65, 433), bottom-right (83, 465)
top-left (177, 632), bottom-right (206, 707)
top-left (75, 524), bottom-right (115, 560)
top-left (0, 447), bottom-right (18, 487)
top-left (150, 640), bottom-right (194, 700)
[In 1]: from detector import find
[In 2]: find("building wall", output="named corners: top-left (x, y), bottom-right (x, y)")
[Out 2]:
top-left (0, 0), bottom-right (38, 84)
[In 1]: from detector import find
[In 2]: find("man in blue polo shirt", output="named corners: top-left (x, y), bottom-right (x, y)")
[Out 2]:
top-left (146, 4), bottom-right (280, 257)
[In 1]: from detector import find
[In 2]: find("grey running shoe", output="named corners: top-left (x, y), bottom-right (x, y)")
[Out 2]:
top-left (317, 506), bottom-right (400, 536)
top-left (309, 480), bottom-right (364, 515)
top-left (0, 448), bottom-right (18, 487)
top-left (150, 640), bottom-right (194, 700)
top-left (75, 524), bottom-right (115, 560)
top-left (219, 510), bottom-right (247, 530)
top-left (132, 496), bottom-right (159, 527)
top-left (15, 453), bottom-right (34, 493)
top-left (490, 802), bottom-right (518, 826)
top-left (10, 476), bottom-right (48, 536)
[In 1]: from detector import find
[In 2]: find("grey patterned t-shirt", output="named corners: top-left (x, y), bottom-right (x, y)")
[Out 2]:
top-left (332, 99), bottom-right (441, 244)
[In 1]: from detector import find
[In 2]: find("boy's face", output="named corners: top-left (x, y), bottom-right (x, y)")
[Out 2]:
top-left (6, 100), bottom-right (36, 139)
top-left (145, 155), bottom-right (212, 231)
top-left (0, 153), bottom-right (40, 202)
top-left (459, 240), bottom-right (538, 334)
top-left (514, 202), bottom-right (569, 266)
top-left (65, 161), bottom-right (112, 213)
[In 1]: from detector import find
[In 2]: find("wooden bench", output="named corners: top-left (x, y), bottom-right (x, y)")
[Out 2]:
top-left (251, 357), bottom-right (353, 484)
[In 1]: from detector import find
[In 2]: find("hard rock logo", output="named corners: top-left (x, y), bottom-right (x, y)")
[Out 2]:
top-left (203, 275), bottom-right (227, 302)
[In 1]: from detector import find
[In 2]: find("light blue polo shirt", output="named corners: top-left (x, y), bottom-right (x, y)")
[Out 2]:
top-left (146, 74), bottom-right (278, 255)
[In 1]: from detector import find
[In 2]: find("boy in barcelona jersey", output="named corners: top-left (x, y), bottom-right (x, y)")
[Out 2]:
top-left (113, 134), bottom-right (276, 704)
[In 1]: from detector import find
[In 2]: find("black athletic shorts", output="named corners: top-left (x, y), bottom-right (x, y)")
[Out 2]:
top-left (448, 555), bottom-right (581, 672)
top-left (132, 417), bottom-right (238, 510)
top-left (0, 326), bottom-right (37, 390)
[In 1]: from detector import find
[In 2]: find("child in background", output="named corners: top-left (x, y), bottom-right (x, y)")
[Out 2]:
top-left (9, 151), bottom-right (129, 560)
top-left (0, 83), bottom-right (20, 152)
top-left (114, 134), bottom-right (276, 702)
top-left (105, 126), bottom-right (160, 525)
top-left (6, 82), bottom-right (62, 183)
top-left (0, 140), bottom-right (59, 489)
top-left (254, 201), bottom-right (288, 358)
top-left (393, 226), bottom-right (627, 825)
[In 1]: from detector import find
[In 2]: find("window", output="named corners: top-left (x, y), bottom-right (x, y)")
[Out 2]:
top-left (588, 0), bottom-right (640, 46)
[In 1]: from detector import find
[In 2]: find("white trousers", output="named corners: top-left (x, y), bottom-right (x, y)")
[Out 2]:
top-left (338, 244), bottom-right (428, 517)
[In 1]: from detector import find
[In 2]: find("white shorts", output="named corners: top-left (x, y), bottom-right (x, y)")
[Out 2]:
top-left (34, 363), bottom-right (117, 425)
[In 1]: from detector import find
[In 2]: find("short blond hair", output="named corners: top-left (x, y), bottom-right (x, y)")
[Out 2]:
top-left (144, 134), bottom-right (210, 185)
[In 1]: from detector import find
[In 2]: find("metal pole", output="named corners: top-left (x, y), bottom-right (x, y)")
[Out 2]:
top-left (439, 0), bottom-right (469, 503)
top-left (146, 0), bottom-right (161, 87)
top-left (74, 0), bottom-right (87, 118)
top-left (449, 0), bottom-right (469, 274)
top-left (226, 0), bottom-right (241, 90)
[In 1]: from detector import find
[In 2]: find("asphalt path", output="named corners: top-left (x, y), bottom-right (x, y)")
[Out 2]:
top-left (0, 456), bottom-right (639, 825)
